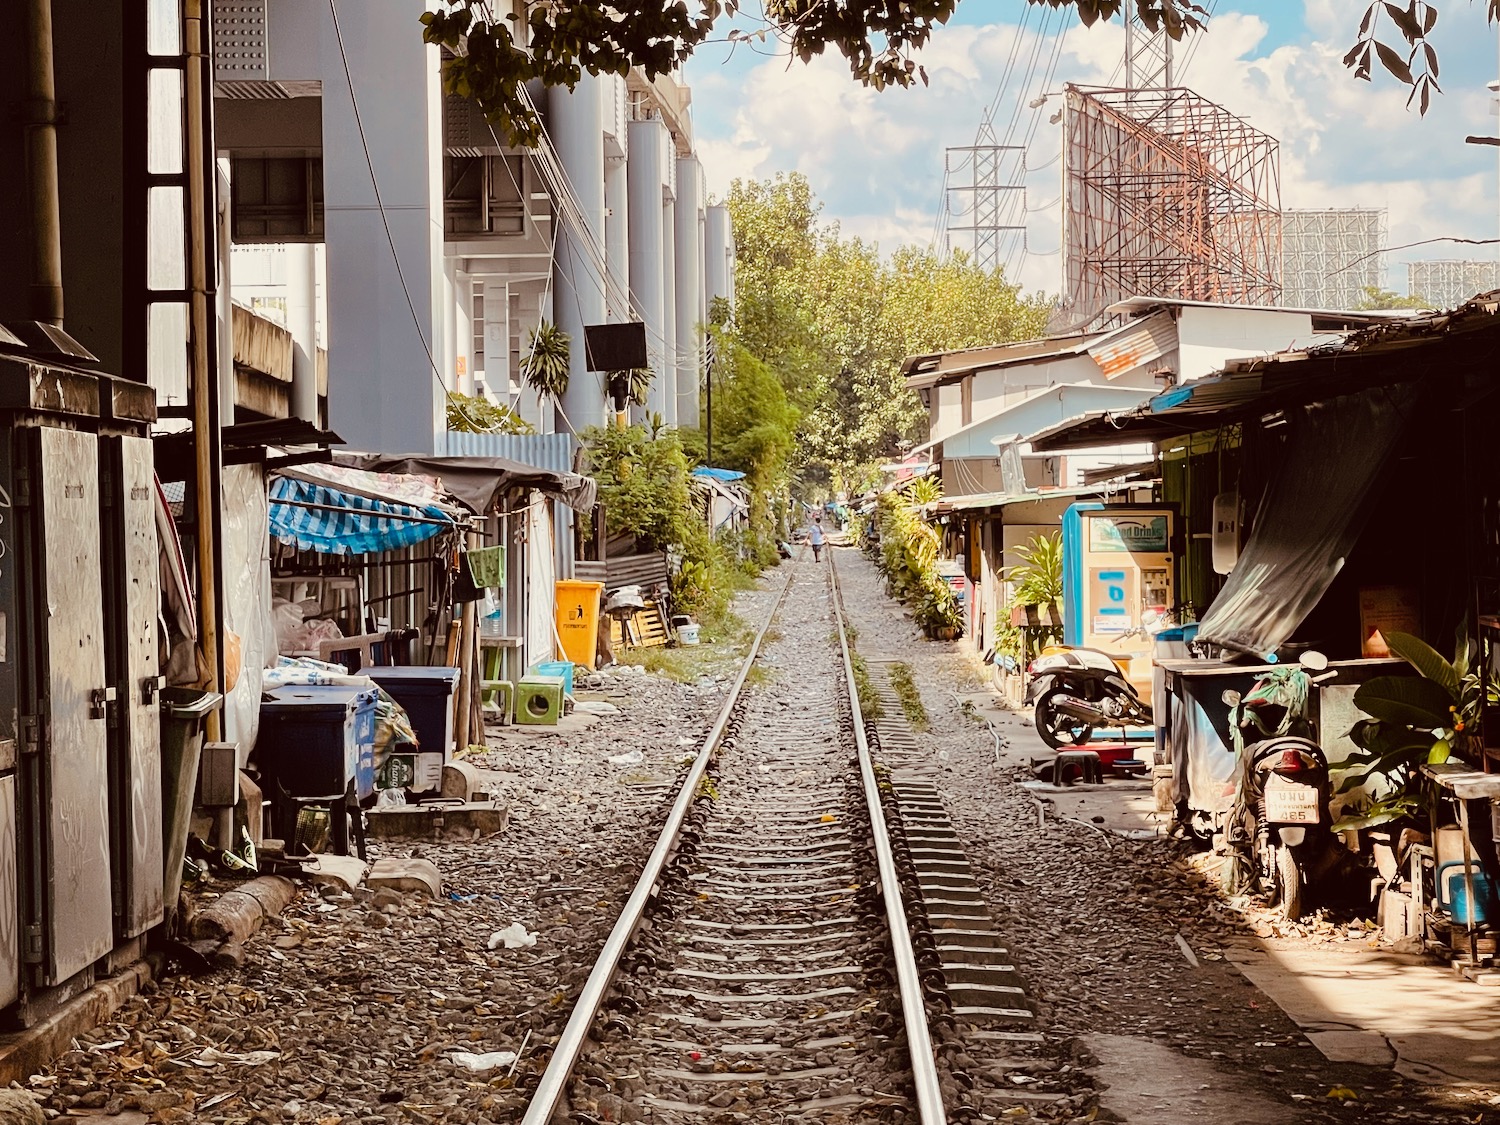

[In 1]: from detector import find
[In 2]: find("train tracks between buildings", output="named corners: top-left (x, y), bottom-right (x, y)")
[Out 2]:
top-left (521, 555), bottom-right (1032, 1124)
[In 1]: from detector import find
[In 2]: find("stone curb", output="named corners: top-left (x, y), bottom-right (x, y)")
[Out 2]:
top-left (0, 956), bottom-right (161, 1085)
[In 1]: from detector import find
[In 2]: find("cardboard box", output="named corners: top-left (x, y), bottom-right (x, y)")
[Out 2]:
top-left (377, 752), bottom-right (445, 794)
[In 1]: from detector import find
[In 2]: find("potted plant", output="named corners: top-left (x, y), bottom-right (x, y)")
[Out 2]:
top-left (1337, 630), bottom-right (1482, 831)
top-left (520, 320), bottom-right (571, 401)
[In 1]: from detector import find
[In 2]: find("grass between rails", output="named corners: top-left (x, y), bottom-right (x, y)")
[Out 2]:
top-left (851, 651), bottom-right (882, 720)
top-left (889, 662), bottom-right (929, 732)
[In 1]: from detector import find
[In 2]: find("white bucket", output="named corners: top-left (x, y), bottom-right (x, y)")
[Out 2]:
top-left (679, 623), bottom-right (701, 646)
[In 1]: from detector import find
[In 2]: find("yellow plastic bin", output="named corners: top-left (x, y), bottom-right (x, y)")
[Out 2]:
top-left (555, 580), bottom-right (604, 670)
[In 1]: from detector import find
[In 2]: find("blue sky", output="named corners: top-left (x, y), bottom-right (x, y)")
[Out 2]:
top-left (683, 0), bottom-right (1500, 298)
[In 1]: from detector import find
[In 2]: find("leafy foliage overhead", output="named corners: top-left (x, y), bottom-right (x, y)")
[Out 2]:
top-left (421, 0), bottom-right (1484, 148)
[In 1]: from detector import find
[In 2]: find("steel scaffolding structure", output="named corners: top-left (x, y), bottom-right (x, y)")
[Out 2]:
top-left (1407, 260), bottom-right (1500, 309)
top-left (1061, 85), bottom-right (1282, 325)
top-left (1280, 208), bottom-right (1386, 309)
top-left (944, 122), bottom-right (1027, 272)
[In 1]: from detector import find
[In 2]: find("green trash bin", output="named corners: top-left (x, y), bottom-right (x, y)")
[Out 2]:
top-left (160, 688), bottom-right (223, 922)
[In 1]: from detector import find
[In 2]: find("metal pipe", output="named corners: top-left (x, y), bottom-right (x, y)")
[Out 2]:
top-left (829, 549), bottom-right (948, 1124)
top-left (23, 0), bottom-right (64, 325)
top-left (519, 565), bottom-right (796, 1125)
top-left (184, 0), bottom-right (223, 744)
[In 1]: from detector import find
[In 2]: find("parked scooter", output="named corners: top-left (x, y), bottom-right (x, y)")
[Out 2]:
top-left (1024, 647), bottom-right (1153, 749)
top-left (1222, 653), bottom-right (1343, 921)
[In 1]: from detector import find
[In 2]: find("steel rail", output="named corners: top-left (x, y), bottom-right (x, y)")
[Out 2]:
top-left (828, 547), bottom-right (948, 1124)
top-left (519, 565), bottom-right (798, 1125)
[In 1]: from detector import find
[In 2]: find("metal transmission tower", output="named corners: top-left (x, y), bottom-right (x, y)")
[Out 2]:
top-left (1060, 85), bottom-right (1282, 326)
top-left (1124, 4), bottom-right (1173, 90)
top-left (1280, 209), bottom-right (1386, 309)
top-left (944, 122), bottom-right (1027, 271)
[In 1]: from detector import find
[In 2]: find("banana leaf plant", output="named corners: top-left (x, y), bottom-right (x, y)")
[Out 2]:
top-left (1335, 629), bottom-right (1482, 830)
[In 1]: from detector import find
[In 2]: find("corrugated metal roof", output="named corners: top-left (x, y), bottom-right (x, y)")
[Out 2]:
top-left (1088, 311), bottom-right (1176, 378)
top-left (936, 484), bottom-right (1103, 513)
top-left (901, 332), bottom-right (1101, 390)
top-left (925, 382), bottom-right (1151, 460)
top-left (1031, 290), bottom-right (1500, 452)
top-left (443, 430), bottom-right (578, 474)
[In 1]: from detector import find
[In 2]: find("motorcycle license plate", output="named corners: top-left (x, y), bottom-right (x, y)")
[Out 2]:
top-left (1265, 786), bottom-right (1319, 824)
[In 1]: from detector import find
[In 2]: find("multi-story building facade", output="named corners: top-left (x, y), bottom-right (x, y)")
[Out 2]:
top-left (214, 0), bottom-right (735, 452)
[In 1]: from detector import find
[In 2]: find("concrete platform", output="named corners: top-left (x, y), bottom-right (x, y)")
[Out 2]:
top-left (1087, 1033), bottom-right (1308, 1123)
top-left (1226, 944), bottom-right (1500, 1085)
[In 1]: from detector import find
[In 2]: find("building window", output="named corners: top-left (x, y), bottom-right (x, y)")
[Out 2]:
top-left (231, 156), bottom-right (324, 242)
top-left (444, 156), bottom-right (525, 237)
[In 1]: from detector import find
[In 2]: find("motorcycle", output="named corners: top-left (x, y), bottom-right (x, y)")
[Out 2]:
top-left (1222, 653), bottom-right (1343, 921)
top-left (1024, 647), bottom-right (1153, 749)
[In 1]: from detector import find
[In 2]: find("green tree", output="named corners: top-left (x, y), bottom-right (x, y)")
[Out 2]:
top-left (725, 173), bottom-right (1049, 485)
top-left (1354, 285), bottom-right (1434, 310)
top-left (420, 0), bottom-right (1467, 147)
top-left (446, 391), bottom-right (534, 435)
top-left (708, 330), bottom-right (801, 561)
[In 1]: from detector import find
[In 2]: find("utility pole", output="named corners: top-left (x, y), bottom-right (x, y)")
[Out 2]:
top-left (705, 336), bottom-right (714, 466)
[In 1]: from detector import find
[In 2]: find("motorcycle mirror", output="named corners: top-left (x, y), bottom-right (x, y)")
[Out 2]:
top-left (1298, 651), bottom-right (1329, 672)
top-left (1222, 689), bottom-right (1242, 707)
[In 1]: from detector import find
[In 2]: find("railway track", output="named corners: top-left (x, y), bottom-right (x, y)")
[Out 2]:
top-left (520, 553), bottom-right (1015, 1124)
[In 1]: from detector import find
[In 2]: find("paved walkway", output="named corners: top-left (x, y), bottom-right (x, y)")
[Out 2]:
top-left (1227, 944), bottom-right (1500, 1086)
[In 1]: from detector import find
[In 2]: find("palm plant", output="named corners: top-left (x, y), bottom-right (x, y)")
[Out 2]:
top-left (1337, 629), bottom-right (1484, 829)
top-left (907, 475), bottom-right (943, 507)
top-left (520, 320), bottom-right (571, 401)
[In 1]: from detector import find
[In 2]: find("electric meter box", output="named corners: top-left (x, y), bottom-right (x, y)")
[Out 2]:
top-left (1061, 503), bottom-right (1177, 690)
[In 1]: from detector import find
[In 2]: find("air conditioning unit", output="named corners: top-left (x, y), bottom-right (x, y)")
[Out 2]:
top-left (1211, 491), bottom-right (1240, 575)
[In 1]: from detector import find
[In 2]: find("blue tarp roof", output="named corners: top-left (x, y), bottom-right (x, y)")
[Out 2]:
top-left (269, 476), bottom-right (454, 555)
top-left (692, 467), bottom-right (746, 482)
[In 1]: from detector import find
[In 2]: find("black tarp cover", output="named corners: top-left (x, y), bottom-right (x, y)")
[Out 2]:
top-left (333, 452), bottom-right (597, 515)
top-left (1196, 386), bottom-right (1417, 656)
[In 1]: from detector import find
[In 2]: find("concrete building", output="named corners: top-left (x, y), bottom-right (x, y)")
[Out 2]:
top-left (213, 0), bottom-right (734, 452)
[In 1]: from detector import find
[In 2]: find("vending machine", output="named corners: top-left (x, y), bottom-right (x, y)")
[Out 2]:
top-left (1061, 503), bottom-right (1177, 690)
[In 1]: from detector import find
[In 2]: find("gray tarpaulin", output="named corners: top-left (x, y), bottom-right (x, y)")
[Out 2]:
top-left (333, 452), bottom-right (597, 515)
top-left (1196, 387), bottom-right (1416, 656)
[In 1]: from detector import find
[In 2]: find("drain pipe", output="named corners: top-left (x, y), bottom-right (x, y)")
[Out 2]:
top-left (185, 0), bottom-right (224, 749)
top-left (24, 0), bottom-right (64, 325)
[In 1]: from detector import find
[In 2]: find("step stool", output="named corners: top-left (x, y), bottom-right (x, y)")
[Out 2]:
top-left (514, 675), bottom-right (565, 726)
top-left (1051, 749), bottom-right (1102, 785)
top-left (482, 679), bottom-right (514, 724)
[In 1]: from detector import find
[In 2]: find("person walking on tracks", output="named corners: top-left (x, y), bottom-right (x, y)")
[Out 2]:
top-left (808, 516), bottom-right (825, 562)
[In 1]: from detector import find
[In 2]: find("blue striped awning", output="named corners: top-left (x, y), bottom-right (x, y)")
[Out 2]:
top-left (269, 475), bottom-right (454, 555)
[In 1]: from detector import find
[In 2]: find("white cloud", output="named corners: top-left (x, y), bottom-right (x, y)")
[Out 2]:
top-left (686, 1), bottom-right (1500, 300)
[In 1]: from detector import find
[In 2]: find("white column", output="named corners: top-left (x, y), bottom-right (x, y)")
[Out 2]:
top-left (660, 193), bottom-right (677, 427)
top-left (482, 281), bottom-right (507, 399)
top-left (215, 160), bottom-right (237, 420)
top-left (285, 241), bottom-right (320, 423)
top-left (605, 155), bottom-right (630, 322)
top-left (627, 120), bottom-right (668, 418)
top-left (674, 157), bottom-right (703, 429)
top-left (318, 0), bottom-right (444, 453)
top-left (705, 204), bottom-right (734, 313)
top-left (550, 75), bottom-right (608, 433)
